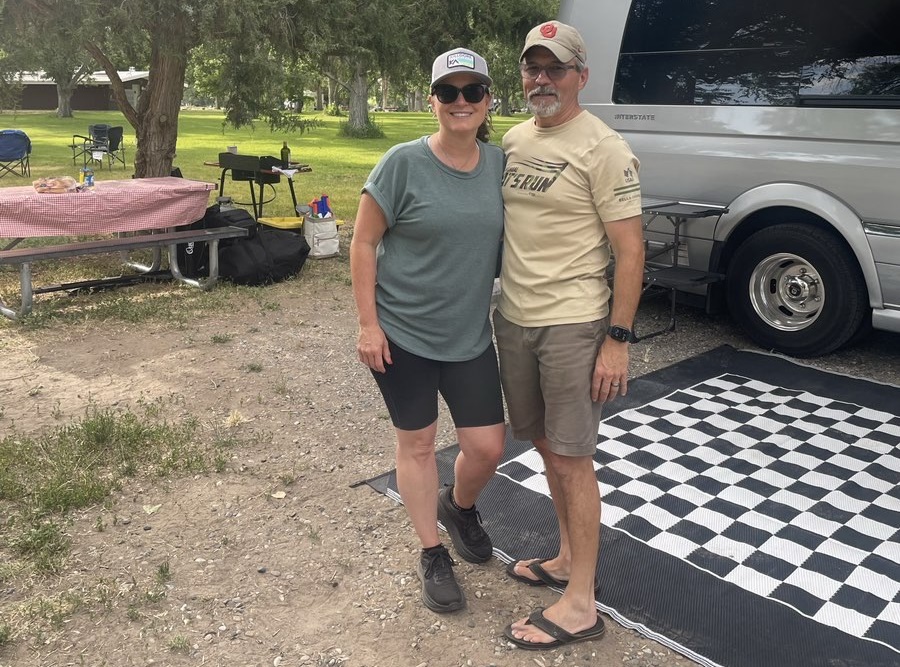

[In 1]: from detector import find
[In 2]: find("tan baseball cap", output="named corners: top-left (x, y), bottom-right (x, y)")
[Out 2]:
top-left (520, 20), bottom-right (587, 65)
top-left (431, 48), bottom-right (493, 87)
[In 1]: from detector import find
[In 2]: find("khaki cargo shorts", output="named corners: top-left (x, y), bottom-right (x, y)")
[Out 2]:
top-left (493, 311), bottom-right (608, 457)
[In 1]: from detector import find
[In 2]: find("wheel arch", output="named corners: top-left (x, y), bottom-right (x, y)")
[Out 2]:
top-left (710, 183), bottom-right (882, 308)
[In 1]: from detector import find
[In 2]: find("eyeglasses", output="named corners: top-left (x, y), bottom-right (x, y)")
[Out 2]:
top-left (431, 83), bottom-right (489, 104)
top-left (519, 63), bottom-right (578, 81)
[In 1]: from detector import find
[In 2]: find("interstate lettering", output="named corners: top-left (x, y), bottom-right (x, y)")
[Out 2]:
top-left (614, 114), bottom-right (656, 121)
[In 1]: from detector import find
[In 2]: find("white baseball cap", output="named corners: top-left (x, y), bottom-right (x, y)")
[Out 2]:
top-left (431, 48), bottom-right (493, 87)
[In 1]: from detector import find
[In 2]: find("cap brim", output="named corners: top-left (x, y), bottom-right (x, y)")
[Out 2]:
top-left (431, 73), bottom-right (493, 87)
top-left (520, 41), bottom-right (583, 65)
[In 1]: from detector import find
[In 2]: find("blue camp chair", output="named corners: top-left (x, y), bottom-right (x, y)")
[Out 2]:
top-left (0, 129), bottom-right (32, 178)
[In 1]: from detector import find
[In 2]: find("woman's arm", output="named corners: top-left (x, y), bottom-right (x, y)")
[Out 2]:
top-left (349, 193), bottom-right (392, 372)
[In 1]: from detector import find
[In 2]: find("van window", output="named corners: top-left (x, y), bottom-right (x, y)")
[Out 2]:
top-left (614, 0), bottom-right (900, 107)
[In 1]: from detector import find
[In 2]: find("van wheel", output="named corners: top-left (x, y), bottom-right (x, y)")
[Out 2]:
top-left (726, 224), bottom-right (868, 358)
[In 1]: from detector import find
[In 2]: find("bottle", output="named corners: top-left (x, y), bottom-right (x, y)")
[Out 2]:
top-left (280, 141), bottom-right (291, 166)
top-left (319, 194), bottom-right (331, 218)
top-left (84, 168), bottom-right (94, 188)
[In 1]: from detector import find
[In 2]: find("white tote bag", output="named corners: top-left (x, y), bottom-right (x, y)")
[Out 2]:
top-left (303, 217), bottom-right (340, 259)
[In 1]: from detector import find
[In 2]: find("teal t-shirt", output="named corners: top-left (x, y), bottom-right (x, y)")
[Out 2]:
top-left (363, 136), bottom-right (504, 361)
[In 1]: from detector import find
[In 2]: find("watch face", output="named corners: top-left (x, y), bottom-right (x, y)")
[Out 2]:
top-left (608, 326), bottom-right (632, 342)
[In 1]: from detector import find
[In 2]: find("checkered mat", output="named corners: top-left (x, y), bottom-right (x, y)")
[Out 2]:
top-left (364, 346), bottom-right (899, 667)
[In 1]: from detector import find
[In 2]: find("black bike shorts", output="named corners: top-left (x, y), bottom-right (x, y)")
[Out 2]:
top-left (371, 340), bottom-right (504, 431)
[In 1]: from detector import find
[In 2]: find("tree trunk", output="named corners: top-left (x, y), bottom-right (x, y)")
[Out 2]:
top-left (56, 84), bottom-right (74, 118)
top-left (348, 60), bottom-right (369, 129)
top-left (133, 18), bottom-right (191, 177)
top-left (86, 15), bottom-right (190, 178)
top-left (328, 77), bottom-right (337, 108)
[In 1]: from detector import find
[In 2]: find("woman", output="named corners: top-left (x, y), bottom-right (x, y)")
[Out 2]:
top-left (350, 48), bottom-right (505, 614)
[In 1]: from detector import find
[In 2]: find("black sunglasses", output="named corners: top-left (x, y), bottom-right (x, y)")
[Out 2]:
top-left (431, 83), bottom-right (489, 104)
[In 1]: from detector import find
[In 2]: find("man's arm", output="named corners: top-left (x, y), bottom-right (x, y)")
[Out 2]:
top-left (592, 214), bottom-right (645, 402)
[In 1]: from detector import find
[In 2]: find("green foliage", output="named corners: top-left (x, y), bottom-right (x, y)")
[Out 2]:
top-left (338, 119), bottom-right (384, 139)
top-left (324, 103), bottom-right (344, 117)
top-left (0, 75), bottom-right (21, 113)
top-left (268, 115), bottom-right (323, 134)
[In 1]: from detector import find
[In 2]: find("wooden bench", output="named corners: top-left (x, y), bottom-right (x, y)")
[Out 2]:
top-left (0, 226), bottom-right (248, 320)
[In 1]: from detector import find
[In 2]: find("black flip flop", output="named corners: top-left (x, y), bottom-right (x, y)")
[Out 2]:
top-left (504, 607), bottom-right (606, 650)
top-left (505, 559), bottom-right (567, 587)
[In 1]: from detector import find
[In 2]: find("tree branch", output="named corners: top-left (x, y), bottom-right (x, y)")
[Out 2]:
top-left (83, 40), bottom-right (139, 129)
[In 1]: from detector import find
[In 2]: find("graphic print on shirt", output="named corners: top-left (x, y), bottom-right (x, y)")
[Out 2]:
top-left (502, 158), bottom-right (568, 194)
top-left (614, 167), bottom-right (640, 203)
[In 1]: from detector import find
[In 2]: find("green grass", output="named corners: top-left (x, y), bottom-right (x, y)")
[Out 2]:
top-left (0, 400), bottom-right (243, 574)
top-left (0, 398), bottom-right (248, 652)
top-left (0, 108), bottom-right (528, 327)
top-left (0, 108), bottom-right (528, 220)
top-left (168, 634), bottom-right (191, 653)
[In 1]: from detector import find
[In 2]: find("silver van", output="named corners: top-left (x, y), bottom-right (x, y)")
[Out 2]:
top-left (560, 0), bottom-right (900, 357)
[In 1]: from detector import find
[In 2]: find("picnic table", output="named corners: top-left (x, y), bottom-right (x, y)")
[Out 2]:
top-left (0, 177), bottom-right (247, 319)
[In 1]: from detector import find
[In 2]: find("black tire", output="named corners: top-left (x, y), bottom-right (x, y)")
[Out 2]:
top-left (726, 223), bottom-right (869, 358)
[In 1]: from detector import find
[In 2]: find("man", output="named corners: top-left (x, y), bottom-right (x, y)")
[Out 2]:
top-left (495, 20), bottom-right (645, 649)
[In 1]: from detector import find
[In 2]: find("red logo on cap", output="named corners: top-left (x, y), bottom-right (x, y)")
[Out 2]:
top-left (540, 23), bottom-right (557, 38)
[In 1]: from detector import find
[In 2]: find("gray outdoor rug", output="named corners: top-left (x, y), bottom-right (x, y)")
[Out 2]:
top-left (366, 345), bottom-right (899, 667)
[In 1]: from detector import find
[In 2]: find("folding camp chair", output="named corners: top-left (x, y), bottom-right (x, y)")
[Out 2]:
top-left (0, 129), bottom-right (32, 178)
top-left (70, 123), bottom-right (111, 167)
top-left (100, 126), bottom-right (126, 169)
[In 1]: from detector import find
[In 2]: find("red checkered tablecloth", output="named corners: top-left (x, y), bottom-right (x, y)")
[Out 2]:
top-left (0, 177), bottom-right (215, 238)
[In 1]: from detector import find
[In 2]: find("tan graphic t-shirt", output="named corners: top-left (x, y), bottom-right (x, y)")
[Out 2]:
top-left (499, 110), bottom-right (642, 327)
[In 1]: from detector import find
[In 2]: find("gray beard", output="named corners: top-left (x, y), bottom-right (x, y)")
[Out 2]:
top-left (527, 89), bottom-right (561, 117)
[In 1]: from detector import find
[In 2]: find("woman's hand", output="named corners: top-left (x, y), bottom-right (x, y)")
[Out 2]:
top-left (357, 324), bottom-right (392, 373)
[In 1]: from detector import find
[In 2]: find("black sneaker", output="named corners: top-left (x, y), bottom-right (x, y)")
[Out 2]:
top-left (417, 545), bottom-right (465, 613)
top-left (438, 485), bottom-right (493, 563)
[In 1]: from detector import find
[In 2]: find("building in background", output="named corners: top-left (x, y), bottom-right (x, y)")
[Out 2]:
top-left (13, 69), bottom-right (149, 111)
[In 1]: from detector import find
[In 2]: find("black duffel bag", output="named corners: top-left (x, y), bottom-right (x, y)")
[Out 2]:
top-left (219, 226), bottom-right (311, 285)
top-left (177, 205), bottom-right (258, 278)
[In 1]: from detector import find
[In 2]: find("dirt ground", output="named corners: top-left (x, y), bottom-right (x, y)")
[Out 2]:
top-left (1, 269), bottom-right (898, 667)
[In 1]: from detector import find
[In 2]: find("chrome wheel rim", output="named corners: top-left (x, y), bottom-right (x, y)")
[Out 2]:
top-left (748, 253), bottom-right (823, 332)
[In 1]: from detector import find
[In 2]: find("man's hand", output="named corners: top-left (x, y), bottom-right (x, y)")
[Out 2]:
top-left (592, 339), bottom-right (629, 402)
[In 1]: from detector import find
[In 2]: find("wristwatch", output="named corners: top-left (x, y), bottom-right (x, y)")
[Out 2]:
top-left (607, 325), bottom-right (635, 343)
